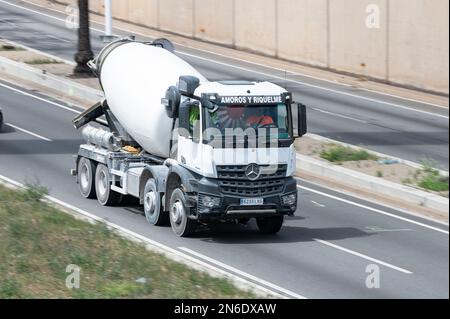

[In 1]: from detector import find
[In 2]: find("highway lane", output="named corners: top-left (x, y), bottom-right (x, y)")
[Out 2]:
top-left (0, 80), bottom-right (448, 298)
top-left (0, 0), bottom-right (449, 169)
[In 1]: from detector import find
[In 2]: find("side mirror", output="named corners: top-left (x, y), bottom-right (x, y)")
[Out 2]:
top-left (294, 103), bottom-right (307, 138)
top-left (178, 76), bottom-right (200, 96)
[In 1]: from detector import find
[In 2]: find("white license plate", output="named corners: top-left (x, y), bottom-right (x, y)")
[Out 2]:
top-left (240, 198), bottom-right (264, 206)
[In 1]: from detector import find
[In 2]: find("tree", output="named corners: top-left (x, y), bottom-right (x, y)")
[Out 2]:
top-left (74, 0), bottom-right (94, 75)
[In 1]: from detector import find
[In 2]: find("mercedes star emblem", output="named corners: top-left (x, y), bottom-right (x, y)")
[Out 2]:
top-left (245, 163), bottom-right (261, 181)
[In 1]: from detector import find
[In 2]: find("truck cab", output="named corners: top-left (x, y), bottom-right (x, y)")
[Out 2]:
top-left (160, 76), bottom-right (307, 235)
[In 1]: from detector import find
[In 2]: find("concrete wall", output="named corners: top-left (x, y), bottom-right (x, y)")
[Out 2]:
top-left (388, 0), bottom-right (449, 93)
top-left (194, 0), bottom-right (234, 45)
top-left (329, 0), bottom-right (388, 79)
top-left (277, 0), bottom-right (328, 67)
top-left (60, 0), bottom-right (449, 94)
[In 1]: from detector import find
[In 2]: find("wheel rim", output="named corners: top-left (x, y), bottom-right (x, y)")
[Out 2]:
top-left (98, 170), bottom-right (107, 198)
top-left (170, 200), bottom-right (184, 225)
top-left (144, 190), bottom-right (157, 215)
top-left (80, 162), bottom-right (90, 190)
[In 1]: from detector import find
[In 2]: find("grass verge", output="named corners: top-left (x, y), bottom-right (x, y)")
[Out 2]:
top-left (0, 184), bottom-right (256, 299)
top-left (320, 144), bottom-right (378, 163)
top-left (25, 58), bottom-right (62, 65)
top-left (403, 160), bottom-right (449, 193)
top-left (0, 44), bottom-right (25, 52)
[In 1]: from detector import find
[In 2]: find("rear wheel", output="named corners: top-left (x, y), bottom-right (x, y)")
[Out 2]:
top-left (256, 215), bottom-right (284, 234)
top-left (143, 179), bottom-right (168, 226)
top-left (77, 157), bottom-right (96, 199)
top-left (169, 188), bottom-right (197, 237)
top-left (95, 163), bottom-right (122, 206)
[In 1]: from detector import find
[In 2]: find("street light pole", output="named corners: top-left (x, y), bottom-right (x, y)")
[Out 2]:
top-left (105, 0), bottom-right (112, 37)
top-left (74, 0), bottom-right (94, 75)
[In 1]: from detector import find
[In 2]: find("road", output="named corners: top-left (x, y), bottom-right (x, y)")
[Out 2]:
top-left (0, 0), bottom-right (449, 169)
top-left (0, 80), bottom-right (448, 298)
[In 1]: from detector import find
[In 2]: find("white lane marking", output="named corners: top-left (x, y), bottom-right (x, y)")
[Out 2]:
top-left (3, 0), bottom-right (449, 117)
top-left (298, 185), bottom-right (449, 235)
top-left (311, 107), bottom-right (368, 124)
top-left (178, 247), bottom-right (306, 299)
top-left (6, 123), bottom-right (52, 141)
top-left (0, 173), bottom-right (290, 299)
top-left (314, 239), bottom-right (413, 274)
top-left (365, 226), bottom-right (412, 233)
top-left (311, 200), bottom-right (326, 208)
top-left (0, 82), bottom-right (82, 114)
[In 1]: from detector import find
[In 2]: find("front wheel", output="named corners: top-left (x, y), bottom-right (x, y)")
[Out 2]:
top-left (95, 163), bottom-right (122, 206)
top-left (169, 188), bottom-right (197, 237)
top-left (256, 215), bottom-right (284, 234)
top-left (143, 179), bottom-right (168, 226)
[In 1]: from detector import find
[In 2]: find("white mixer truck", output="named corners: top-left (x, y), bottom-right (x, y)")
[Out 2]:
top-left (72, 38), bottom-right (307, 237)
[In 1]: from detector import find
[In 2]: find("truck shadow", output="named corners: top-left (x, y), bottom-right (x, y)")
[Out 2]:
top-left (0, 139), bottom-right (83, 155)
top-left (116, 207), bottom-right (368, 243)
top-left (194, 222), bottom-right (371, 244)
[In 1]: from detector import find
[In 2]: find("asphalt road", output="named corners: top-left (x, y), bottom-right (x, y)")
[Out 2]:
top-left (0, 80), bottom-right (448, 298)
top-left (0, 0), bottom-right (449, 169)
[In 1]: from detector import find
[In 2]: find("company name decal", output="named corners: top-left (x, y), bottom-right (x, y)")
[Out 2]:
top-left (220, 95), bottom-right (283, 105)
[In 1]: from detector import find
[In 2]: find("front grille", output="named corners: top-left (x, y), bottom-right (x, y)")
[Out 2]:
top-left (217, 164), bottom-right (287, 196)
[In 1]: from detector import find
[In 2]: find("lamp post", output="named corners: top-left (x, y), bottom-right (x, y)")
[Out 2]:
top-left (101, 0), bottom-right (117, 43)
top-left (105, 0), bottom-right (112, 37)
top-left (74, 0), bottom-right (94, 75)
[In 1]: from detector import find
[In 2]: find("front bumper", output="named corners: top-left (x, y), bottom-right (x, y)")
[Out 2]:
top-left (186, 176), bottom-right (298, 221)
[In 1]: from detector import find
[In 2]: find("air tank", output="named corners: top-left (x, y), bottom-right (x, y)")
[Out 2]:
top-left (95, 40), bottom-right (207, 158)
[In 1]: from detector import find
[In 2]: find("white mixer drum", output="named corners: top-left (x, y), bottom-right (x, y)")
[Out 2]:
top-left (98, 41), bottom-right (207, 158)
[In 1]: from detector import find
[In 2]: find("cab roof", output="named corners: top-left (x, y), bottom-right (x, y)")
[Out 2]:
top-left (194, 81), bottom-right (287, 97)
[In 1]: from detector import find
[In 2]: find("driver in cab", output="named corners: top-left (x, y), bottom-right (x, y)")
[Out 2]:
top-left (244, 107), bottom-right (276, 130)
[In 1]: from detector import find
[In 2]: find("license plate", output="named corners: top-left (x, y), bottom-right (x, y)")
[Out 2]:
top-left (240, 198), bottom-right (264, 206)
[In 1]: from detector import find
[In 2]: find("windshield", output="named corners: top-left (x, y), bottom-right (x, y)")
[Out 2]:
top-left (203, 103), bottom-right (292, 146)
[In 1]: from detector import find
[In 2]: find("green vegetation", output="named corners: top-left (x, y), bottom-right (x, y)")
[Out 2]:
top-left (0, 44), bottom-right (25, 51)
top-left (376, 170), bottom-right (383, 178)
top-left (416, 160), bottom-right (448, 192)
top-left (0, 184), bottom-right (255, 299)
top-left (418, 173), bottom-right (449, 192)
top-left (320, 144), bottom-right (378, 163)
top-left (25, 58), bottom-right (62, 65)
top-left (403, 159), bottom-right (449, 193)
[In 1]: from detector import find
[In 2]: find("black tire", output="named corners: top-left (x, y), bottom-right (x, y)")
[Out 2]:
top-left (77, 157), bottom-right (96, 199)
top-left (143, 179), bottom-right (168, 226)
top-left (256, 215), bottom-right (284, 234)
top-left (0, 111), bottom-right (3, 131)
top-left (169, 188), bottom-right (197, 237)
top-left (95, 163), bottom-right (122, 206)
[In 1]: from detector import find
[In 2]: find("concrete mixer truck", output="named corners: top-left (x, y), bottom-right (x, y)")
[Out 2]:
top-left (71, 38), bottom-right (307, 237)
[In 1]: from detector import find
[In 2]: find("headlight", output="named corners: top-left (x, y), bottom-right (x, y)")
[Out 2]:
top-left (282, 193), bottom-right (297, 206)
